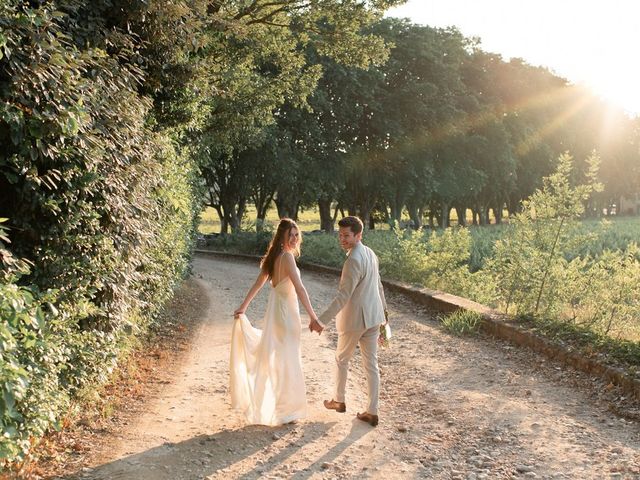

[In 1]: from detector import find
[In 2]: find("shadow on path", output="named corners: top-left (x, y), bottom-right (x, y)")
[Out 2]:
top-left (288, 419), bottom-right (373, 480)
top-left (66, 421), bottom-right (336, 480)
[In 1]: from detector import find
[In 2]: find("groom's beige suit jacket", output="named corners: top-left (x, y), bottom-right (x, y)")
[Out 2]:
top-left (318, 242), bottom-right (387, 332)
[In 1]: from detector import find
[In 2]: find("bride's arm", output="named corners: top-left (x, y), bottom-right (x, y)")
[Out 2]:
top-left (234, 269), bottom-right (269, 316)
top-left (283, 253), bottom-right (319, 323)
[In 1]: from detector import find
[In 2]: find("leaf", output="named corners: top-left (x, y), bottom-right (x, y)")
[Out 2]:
top-left (2, 388), bottom-right (16, 415)
top-left (35, 307), bottom-right (45, 330)
top-left (3, 425), bottom-right (18, 438)
top-left (47, 302), bottom-right (59, 317)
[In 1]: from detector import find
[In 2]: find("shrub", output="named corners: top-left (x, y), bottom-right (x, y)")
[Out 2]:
top-left (0, 221), bottom-right (67, 461)
top-left (485, 153), bottom-right (602, 317)
top-left (563, 245), bottom-right (640, 339)
top-left (440, 310), bottom-right (482, 336)
top-left (0, 3), bottom-right (199, 465)
top-left (377, 225), bottom-right (480, 299)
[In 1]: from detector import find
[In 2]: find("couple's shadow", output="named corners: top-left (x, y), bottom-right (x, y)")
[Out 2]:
top-left (67, 419), bottom-right (372, 479)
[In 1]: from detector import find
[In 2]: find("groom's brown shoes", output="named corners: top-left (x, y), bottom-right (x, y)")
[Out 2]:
top-left (356, 412), bottom-right (379, 426)
top-left (323, 399), bottom-right (346, 413)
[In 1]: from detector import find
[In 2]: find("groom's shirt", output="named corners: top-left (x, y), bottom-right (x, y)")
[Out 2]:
top-left (318, 241), bottom-right (387, 332)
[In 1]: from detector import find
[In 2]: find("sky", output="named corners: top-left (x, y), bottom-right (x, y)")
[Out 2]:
top-left (385, 0), bottom-right (640, 117)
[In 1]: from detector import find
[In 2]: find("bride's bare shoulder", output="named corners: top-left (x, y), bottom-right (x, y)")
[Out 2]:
top-left (281, 251), bottom-right (298, 270)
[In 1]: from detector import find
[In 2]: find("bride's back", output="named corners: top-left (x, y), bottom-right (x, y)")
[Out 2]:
top-left (270, 253), bottom-right (288, 287)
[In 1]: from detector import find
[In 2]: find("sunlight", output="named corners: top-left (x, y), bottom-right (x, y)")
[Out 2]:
top-left (385, 0), bottom-right (640, 117)
top-left (597, 96), bottom-right (631, 146)
top-left (593, 79), bottom-right (640, 119)
top-left (515, 88), bottom-right (593, 156)
top-left (396, 83), bottom-right (594, 155)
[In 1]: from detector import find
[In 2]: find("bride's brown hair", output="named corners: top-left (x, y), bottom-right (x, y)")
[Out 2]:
top-left (260, 218), bottom-right (302, 277)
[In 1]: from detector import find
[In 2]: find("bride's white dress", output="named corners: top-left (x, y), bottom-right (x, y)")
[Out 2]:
top-left (230, 266), bottom-right (307, 426)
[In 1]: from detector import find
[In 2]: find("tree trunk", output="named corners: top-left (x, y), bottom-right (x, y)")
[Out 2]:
top-left (440, 202), bottom-right (450, 228)
top-left (507, 197), bottom-right (522, 217)
top-left (455, 206), bottom-right (466, 227)
top-left (275, 197), bottom-right (288, 219)
top-left (221, 196), bottom-right (246, 234)
top-left (214, 205), bottom-right (228, 234)
top-left (359, 207), bottom-right (372, 229)
top-left (238, 198), bottom-right (247, 229)
top-left (229, 209), bottom-right (240, 233)
top-left (390, 201), bottom-right (402, 226)
top-left (318, 198), bottom-right (334, 233)
top-left (275, 196), bottom-right (299, 220)
top-left (477, 209), bottom-right (484, 226)
top-left (407, 205), bottom-right (422, 229)
top-left (254, 194), bottom-right (274, 232)
top-left (477, 206), bottom-right (488, 226)
top-left (333, 203), bottom-right (342, 223)
top-left (493, 205), bottom-right (503, 224)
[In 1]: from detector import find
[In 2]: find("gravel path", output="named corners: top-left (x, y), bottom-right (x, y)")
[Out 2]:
top-left (72, 255), bottom-right (640, 480)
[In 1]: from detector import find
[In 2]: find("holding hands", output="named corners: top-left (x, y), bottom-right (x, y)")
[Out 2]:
top-left (309, 317), bottom-right (324, 335)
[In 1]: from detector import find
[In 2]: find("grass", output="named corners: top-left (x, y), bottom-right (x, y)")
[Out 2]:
top-left (523, 315), bottom-right (640, 373)
top-left (440, 310), bottom-right (483, 336)
top-left (198, 205), bottom-right (510, 235)
top-left (199, 205), bottom-right (327, 234)
top-left (200, 207), bottom-right (640, 273)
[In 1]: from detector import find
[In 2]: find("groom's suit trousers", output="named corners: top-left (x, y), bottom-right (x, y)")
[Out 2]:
top-left (334, 324), bottom-right (379, 415)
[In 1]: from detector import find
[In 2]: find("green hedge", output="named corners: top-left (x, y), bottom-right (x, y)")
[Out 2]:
top-left (0, 3), bottom-right (199, 465)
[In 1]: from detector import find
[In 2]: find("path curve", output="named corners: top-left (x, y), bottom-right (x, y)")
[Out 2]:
top-left (72, 255), bottom-right (639, 480)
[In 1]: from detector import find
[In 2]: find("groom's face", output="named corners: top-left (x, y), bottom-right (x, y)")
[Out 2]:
top-left (338, 226), bottom-right (361, 251)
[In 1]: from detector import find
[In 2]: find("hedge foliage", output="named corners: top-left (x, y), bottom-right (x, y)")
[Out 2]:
top-left (0, 2), bottom-right (199, 464)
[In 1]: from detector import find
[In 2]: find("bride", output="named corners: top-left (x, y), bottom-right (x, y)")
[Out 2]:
top-left (231, 218), bottom-right (320, 426)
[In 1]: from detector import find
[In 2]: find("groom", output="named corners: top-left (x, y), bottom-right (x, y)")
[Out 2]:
top-left (310, 216), bottom-right (387, 426)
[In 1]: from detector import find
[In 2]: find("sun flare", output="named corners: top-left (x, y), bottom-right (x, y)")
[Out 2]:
top-left (591, 78), bottom-right (640, 118)
top-left (386, 0), bottom-right (640, 117)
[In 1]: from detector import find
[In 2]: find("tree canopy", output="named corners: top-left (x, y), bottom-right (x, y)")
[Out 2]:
top-left (213, 16), bottom-right (640, 232)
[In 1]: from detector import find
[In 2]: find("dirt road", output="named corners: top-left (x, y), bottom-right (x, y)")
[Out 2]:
top-left (68, 255), bottom-right (639, 479)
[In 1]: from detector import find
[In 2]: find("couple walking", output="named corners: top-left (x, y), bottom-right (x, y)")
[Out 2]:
top-left (230, 216), bottom-right (388, 427)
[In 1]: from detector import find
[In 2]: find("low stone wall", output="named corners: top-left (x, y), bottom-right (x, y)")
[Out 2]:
top-left (194, 249), bottom-right (640, 401)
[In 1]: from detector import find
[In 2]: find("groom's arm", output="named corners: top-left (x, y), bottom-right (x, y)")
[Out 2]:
top-left (318, 256), bottom-right (362, 326)
top-left (374, 253), bottom-right (388, 313)
top-left (379, 275), bottom-right (389, 324)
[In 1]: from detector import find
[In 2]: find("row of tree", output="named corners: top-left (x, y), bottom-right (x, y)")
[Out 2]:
top-left (204, 18), bottom-right (640, 232)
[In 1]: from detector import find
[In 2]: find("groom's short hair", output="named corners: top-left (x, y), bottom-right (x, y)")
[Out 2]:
top-left (338, 216), bottom-right (363, 234)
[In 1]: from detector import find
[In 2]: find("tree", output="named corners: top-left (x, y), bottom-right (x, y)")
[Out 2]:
top-left (192, 1), bottom-right (403, 232)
